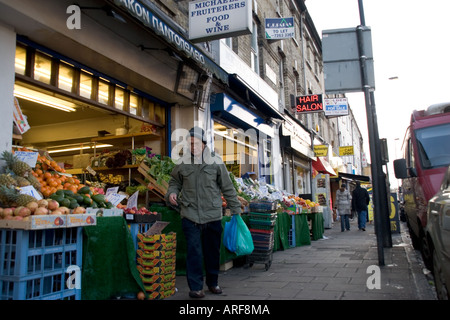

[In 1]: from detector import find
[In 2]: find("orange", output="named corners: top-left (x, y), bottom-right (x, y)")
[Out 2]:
top-left (44, 172), bottom-right (52, 180)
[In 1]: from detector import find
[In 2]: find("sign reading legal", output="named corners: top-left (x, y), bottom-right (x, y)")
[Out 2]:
top-left (295, 94), bottom-right (323, 114)
top-left (189, 0), bottom-right (252, 43)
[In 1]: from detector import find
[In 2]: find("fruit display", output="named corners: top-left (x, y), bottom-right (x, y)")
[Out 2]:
top-left (49, 187), bottom-right (114, 209)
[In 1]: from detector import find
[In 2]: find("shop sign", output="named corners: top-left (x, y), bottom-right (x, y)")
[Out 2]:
top-left (314, 145), bottom-right (328, 157)
top-left (188, 0), bottom-right (252, 42)
top-left (339, 146), bottom-right (354, 156)
top-left (265, 17), bottom-right (295, 39)
top-left (295, 94), bottom-right (323, 114)
top-left (324, 98), bottom-right (349, 116)
top-left (113, 0), bottom-right (228, 84)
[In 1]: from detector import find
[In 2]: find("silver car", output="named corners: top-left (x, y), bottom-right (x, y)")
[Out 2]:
top-left (425, 164), bottom-right (450, 299)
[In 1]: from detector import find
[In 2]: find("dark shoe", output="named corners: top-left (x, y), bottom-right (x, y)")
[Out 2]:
top-left (208, 286), bottom-right (223, 294)
top-left (362, 228), bottom-right (366, 231)
top-left (189, 290), bottom-right (205, 298)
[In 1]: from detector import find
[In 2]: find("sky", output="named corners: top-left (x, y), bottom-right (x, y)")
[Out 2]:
top-left (305, 0), bottom-right (450, 186)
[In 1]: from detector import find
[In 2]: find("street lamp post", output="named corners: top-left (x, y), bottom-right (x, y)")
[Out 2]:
top-left (357, 0), bottom-right (392, 266)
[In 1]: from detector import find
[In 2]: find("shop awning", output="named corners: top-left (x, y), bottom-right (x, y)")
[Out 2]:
top-left (210, 93), bottom-right (274, 137)
top-left (228, 74), bottom-right (285, 121)
top-left (335, 172), bottom-right (371, 183)
top-left (312, 157), bottom-right (337, 176)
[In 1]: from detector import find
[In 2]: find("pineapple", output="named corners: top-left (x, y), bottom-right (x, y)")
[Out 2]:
top-left (0, 173), bottom-right (17, 187)
top-left (0, 186), bottom-right (37, 206)
top-left (26, 174), bottom-right (41, 191)
top-left (1, 151), bottom-right (32, 177)
top-left (15, 176), bottom-right (31, 187)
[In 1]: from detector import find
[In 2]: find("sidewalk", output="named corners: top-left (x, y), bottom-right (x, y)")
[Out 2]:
top-left (167, 218), bottom-right (437, 300)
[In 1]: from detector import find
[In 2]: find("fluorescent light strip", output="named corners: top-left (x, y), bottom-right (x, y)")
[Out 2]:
top-left (14, 85), bottom-right (77, 112)
top-left (48, 144), bottom-right (113, 154)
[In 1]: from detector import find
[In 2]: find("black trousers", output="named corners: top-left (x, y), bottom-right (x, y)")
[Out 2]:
top-left (181, 218), bottom-right (223, 291)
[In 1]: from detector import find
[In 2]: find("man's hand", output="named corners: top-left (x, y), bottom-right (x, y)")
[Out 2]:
top-left (169, 193), bottom-right (178, 206)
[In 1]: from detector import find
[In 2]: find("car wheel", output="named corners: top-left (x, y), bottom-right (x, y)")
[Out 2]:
top-left (432, 248), bottom-right (449, 300)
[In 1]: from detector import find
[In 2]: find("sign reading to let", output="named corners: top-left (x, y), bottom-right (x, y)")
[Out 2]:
top-left (339, 146), bottom-right (354, 156)
top-left (295, 94), bottom-right (323, 114)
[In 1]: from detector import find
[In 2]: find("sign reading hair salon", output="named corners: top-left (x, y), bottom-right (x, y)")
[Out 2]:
top-left (189, 0), bottom-right (252, 42)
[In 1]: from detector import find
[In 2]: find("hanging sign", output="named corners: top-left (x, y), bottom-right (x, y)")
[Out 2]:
top-left (188, 0), bottom-right (252, 42)
top-left (13, 98), bottom-right (30, 134)
top-left (324, 98), bottom-right (349, 116)
top-left (339, 146), bottom-right (354, 156)
top-left (314, 145), bottom-right (328, 157)
top-left (265, 17), bottom-right (294, 39)
top-left (295, 94), bottom-right (323, 113)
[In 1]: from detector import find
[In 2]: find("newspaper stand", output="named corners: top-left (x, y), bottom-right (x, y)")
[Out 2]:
top-left (246, 201), bottom-right (277, 271)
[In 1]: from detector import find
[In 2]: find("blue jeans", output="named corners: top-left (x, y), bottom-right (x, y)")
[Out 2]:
top-left (181, 218), bottom-right (222, 291)
top-left (340, 215), bottom-right (350, 231)
top-left (358, 210), bottom-right (368, 229)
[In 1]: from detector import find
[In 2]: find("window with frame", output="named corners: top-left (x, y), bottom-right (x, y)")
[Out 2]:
top-left (251, 20), bottom-right (259, 74)
top-left (15, 42), bottom-right (165, 125)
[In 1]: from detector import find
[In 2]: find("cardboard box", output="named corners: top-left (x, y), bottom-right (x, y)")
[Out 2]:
top-left (66, 213), bottom-right (97, 227)
top-left (0, 215), bottom-right (66, 230)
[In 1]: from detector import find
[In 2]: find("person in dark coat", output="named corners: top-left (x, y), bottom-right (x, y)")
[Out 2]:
top-left (351, 181), bottom-right (370, 231)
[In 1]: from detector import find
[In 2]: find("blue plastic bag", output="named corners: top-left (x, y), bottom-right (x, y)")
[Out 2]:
top-left (223, 215), bottom-right (254, 256)
top-left (223, 215), bottom-right (237, 253)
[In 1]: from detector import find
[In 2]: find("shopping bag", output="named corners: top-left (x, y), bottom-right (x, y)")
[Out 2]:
top-left (234, 215), bottom-right (254, 256)
top-left (223, 215), bottom-right (238, 253)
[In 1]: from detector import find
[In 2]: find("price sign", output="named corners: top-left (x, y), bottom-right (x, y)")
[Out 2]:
top-left (20, 185), bottom-right (43, 200)
top-left (105, 193), bottom-right (126, 207)
top-left (126, 191), bottom-right (139, 209)
top-left (15, 151), bottom-right (38, 168)
top-left (105, 187), bottom-right (119, 197)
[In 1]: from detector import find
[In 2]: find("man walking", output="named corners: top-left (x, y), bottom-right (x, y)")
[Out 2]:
top-left (351, 181), bottom-right (370, 231)
top-left (335, 183), bottom-right (352, 231)
top-left (166, 126), bottom-right (242, 298)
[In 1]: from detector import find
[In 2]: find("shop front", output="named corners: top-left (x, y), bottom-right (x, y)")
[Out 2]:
top-left (209, 92), bottom-right (281, 185)
top-left (280, 116), bottom-right (315, 196)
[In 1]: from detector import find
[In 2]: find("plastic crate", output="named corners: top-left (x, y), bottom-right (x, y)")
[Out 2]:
top-left (0, 227), bottom-right (83, 300)
top-left (249, 201), bottom-right (277, 213)
top-left (249, 212), bottom-right (277, 221)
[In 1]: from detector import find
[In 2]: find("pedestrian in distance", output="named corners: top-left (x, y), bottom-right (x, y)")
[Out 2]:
top-left (351, 181), bottom-right (370, 231)
top-left (165, 126), bottom-right (242, 299)
top-left (335, 182), bottom-right (352, 232)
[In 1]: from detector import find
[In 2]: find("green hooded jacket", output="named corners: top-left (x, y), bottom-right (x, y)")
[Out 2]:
top-left (165, 146), bottom-right (241, 224)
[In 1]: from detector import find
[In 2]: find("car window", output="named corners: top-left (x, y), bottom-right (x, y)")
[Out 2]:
top-left (415, 123), bottom-right (450, 169)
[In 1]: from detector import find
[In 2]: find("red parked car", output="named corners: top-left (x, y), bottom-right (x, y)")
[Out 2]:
top-left (394, 103), bottom-right (450, 268)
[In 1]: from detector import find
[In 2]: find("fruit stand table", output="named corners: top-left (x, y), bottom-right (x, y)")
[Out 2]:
top-left (82, 216), bottom-right (145, 300)
top-left (273, 211), bottom-right (311, 251)
top-left (307, 212), bottom-right (324, 240)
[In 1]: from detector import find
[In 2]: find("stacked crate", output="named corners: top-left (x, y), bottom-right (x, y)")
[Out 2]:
top-left (136, 232), bottom-right (176, 299)
top-left (0, 227), bottom-right (83, 300)
top-left (247, 201), bottom-right (277, 271)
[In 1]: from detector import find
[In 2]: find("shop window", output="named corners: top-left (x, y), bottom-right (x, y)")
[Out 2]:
top-left (34, 52), bottom-right (52, 84)
top-left (15, 46), bottom-right (26, 75)
top-left (154, 104), bottom-right (164, 124)
top-left (98, 79), bottom-right (110, 105)
top-left (213, 121), bottom-right (258, 178)
top-left (79, 71), bottom-right (93, 99)
top-left (114, 86), bottom-right (125, 111)
top-left (129, 93), bottom-right (138, 116)
top-left (141, 99), bottom-right (154, 121)
top-left (58, 62), bottom-right (74, 93)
